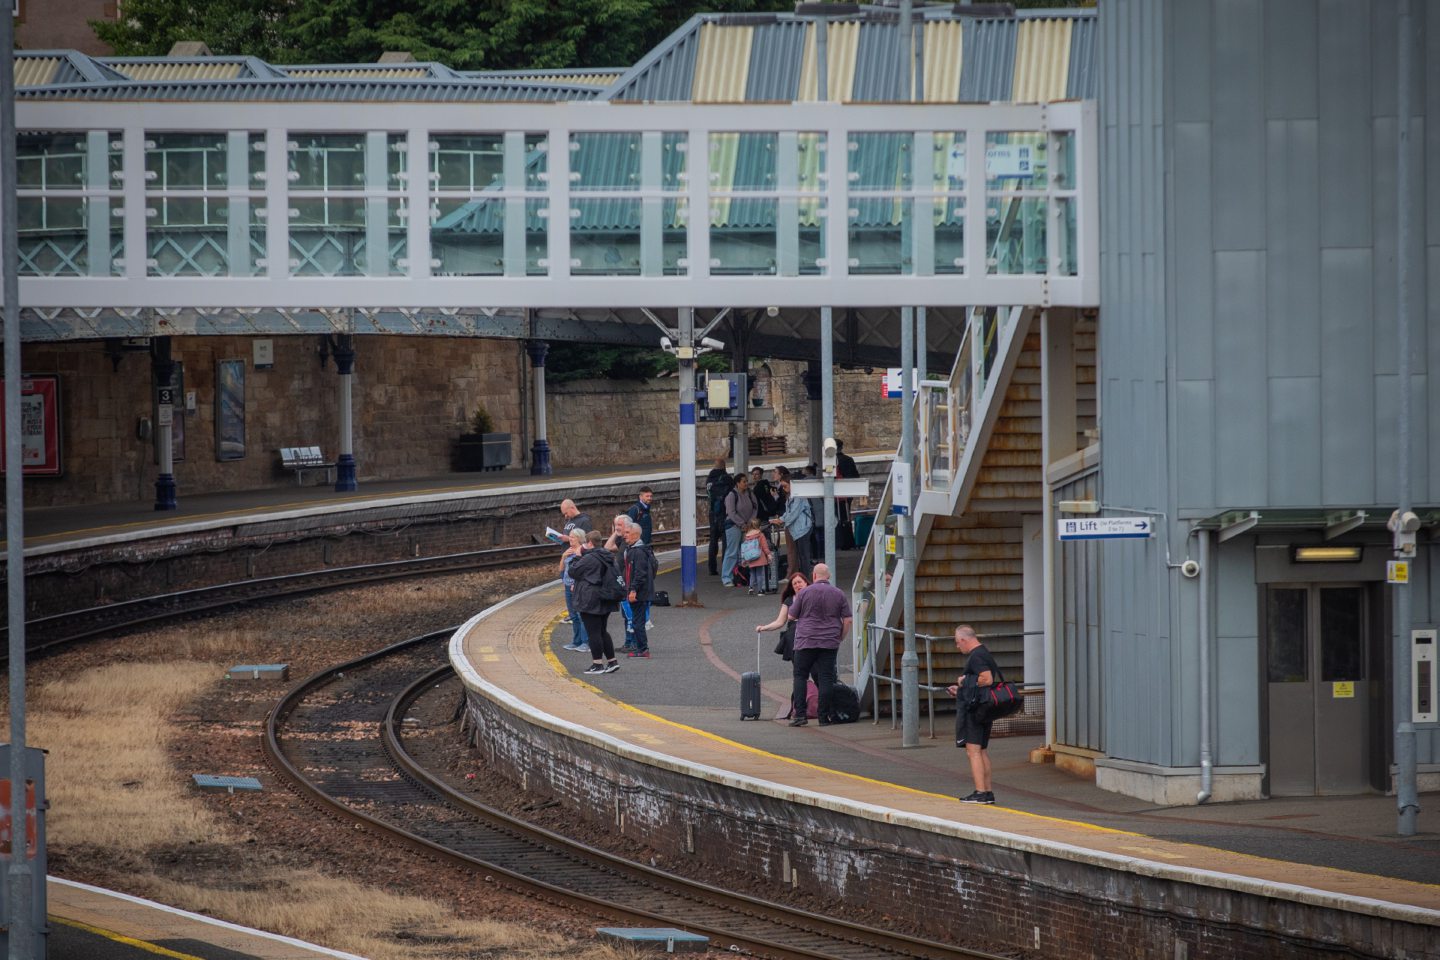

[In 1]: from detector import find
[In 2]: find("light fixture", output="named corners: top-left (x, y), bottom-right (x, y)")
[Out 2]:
top-left (1292, 545), bottom-right (1363, 563)
top-left (1058, 499), bottom-right (1100, 514)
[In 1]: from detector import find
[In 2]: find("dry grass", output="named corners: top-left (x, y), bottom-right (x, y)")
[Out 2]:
top-left (1, 591), bottom-right (631, 960)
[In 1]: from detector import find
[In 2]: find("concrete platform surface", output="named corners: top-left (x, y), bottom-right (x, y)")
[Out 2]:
top-left (47, 878), bottom-right (363, 960)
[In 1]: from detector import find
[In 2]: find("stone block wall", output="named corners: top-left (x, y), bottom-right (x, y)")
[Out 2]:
top-left (17, 335), bottom-right (905, 507)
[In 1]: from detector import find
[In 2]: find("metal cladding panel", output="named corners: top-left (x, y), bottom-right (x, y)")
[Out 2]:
top-left (1055, 470), bottom-right (1102, 752)
top-left (110, 61), bottom-right (245, 81)
top-left (1175, 380), bottom-right (1215, 510)
top-left (1266, 377), bottom-right (1322, 506)
top-left (745, 21), bottom-right (806, 101)
top-left (1011, 18), bottom-right (1071, 104)
top-left (1212, 250), bottom-right (1267, 508)
top-left (1172, 122), bottom-right (1213, 382)
top-left (1433, 247), bottom-right (1440, 504)
top-left (1211, 0), bottom-right (1265, 251)
top-left (798, 20), bottom-right (860, 101)
top-left (607, 20), bottom-right (699, 101)
top-left (1214, 538), bottom-right (1260, 767)
top-left (922, 21), bottom-right (963, 103)
top-left (851, 21), bottom-right (902, 102)
top-left (1262, 0), bottom-right (1317, 120)
top-left (1065, 15), bottom-right (1097, 100)
top-left (693, 24), bottom-right (754, 103)
top-left (1317, 1), bottom-right (1373, 249)
top-left (14, 57), bottom-right (60, 88)
top-left (959, 18), bottom-right (1015, 102)
top-left (1264, 119), bottom-right (1321, 379)
top-left (1097, 0), bottom-right (1174, 767)
top-left (1319, 248), bottom-right (1376, 505)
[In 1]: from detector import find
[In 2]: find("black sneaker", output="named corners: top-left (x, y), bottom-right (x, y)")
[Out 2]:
top-left (583, 664), bottom-right (605, 675)
top-left (788, 717), bottom-right (808, 727)
top-left (959, 791), bottom-right (994, 804)
top-left (603, 660), bottom-right (621, 673)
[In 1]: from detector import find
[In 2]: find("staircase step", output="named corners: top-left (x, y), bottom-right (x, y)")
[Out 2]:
top-left (916, 585), bottom-right (1025, 605)
top-left (916, 574), bottom-right (1024, 591)
top-left (997, 399), bottom-right (1042, 418)
top-left (917, 601), bottom-right (1026, 621)
top-left (976, 466), bottom-right (1040, 484)
top-left (979, 449), bottom-right (1043, 467)
top-left (926, 525), bottom-right (1022, 543)
top-left (988, 432), bottom-right (1042, 451)
top-left (993, 416), bottom-right (1042, 435)
top-left (917, 559), bottom-right (1023, 575)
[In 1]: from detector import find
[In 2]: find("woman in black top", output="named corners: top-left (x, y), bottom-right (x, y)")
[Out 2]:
top-left (569, 531), bottom-right (622, 675)
top-left (755, 572), bottom-right (811, 715)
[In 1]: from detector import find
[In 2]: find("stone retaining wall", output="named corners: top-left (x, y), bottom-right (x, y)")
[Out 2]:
top-left (18, 339), bottom-right (901, 508)
top-left (460, 683), bottom-right (1437, 960)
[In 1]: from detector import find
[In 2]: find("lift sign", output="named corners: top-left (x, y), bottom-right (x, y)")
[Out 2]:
top-left (1057, 517), bottom-right (1153, 541)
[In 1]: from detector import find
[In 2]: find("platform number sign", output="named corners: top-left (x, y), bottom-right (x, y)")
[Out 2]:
top-left (985, 145), bottom-right (1035, 180)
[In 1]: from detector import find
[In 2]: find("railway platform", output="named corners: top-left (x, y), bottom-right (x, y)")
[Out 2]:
top-left (452, 554), bottom-right (1440, 959)
top-left (47, 878), bottom-right (363, 960)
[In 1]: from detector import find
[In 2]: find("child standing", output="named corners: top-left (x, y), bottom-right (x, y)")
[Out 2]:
top-left (741, 519), bottom-right (773, 594)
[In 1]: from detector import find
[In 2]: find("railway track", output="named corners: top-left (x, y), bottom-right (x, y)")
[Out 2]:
top-left (263, 630), bottom-right (1002, 960)
top-left (4, 532), bottom-right (680, 656)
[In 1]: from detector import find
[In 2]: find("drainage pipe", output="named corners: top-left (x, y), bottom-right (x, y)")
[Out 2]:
top-left (1197, 529), bottom-right (1213, 804)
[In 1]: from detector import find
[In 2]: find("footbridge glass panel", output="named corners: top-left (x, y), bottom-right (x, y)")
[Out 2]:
top-left (8, 102), bottom-right (1097, 314)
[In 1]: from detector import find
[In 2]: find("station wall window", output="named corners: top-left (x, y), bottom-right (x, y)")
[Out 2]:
top-left (288, 132), bottom-right (407, 277)
top-left (709, 131), bottom-right (824, 277)
top-left (145, 132), bottom-right (265, 277)
top-left (15, 131), bottom-right (123, 277)
top-left (429, 133), bottom-right (548, 277)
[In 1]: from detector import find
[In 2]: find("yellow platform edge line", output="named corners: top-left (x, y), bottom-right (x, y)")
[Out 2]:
top-left (534, 573), bottom-right (1133, 838)
top-left (49, 916), bottom-right (209, 960)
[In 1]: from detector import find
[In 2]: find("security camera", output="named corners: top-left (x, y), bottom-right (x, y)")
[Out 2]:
top-left (1389, 509), bottom-right (1422, 535)
top-left (765, 306), bottom-right (780, 317)
top-left (659, 335), bottom-right (674, 353)
top-left (1180, 559), bottom-right (1201, 579)
top-left (700, 336), bottom-right (724, 351)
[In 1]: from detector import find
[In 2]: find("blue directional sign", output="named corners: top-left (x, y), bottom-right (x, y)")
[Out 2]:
top-left (1057, 517), bottom-right (1154, 541)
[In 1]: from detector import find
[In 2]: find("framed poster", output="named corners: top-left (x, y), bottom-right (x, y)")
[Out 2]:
top-left (215, 359), bottom-right (247, 461)
top-left (0, 374), bottom-right (63, 477)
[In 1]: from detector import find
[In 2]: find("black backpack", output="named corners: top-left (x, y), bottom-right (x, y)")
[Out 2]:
top-left (595, 553), bottom-right (628, 602)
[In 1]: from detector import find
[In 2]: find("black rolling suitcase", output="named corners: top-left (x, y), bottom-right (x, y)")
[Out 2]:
top-left (741, 626), bottom-right (762, 719)
top-left (741, 671), bottom-right (762, 719)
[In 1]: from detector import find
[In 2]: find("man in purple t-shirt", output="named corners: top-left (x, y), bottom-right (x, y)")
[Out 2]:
top-left (785, 563), bottom-right (852, 727)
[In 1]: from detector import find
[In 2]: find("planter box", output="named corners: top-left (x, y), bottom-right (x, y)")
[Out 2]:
top-left (454, 433), bottom-right (512, 472)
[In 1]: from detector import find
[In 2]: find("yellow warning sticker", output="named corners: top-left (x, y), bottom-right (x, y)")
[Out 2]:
top-left (1333, 681), bottom-right (1355, 699)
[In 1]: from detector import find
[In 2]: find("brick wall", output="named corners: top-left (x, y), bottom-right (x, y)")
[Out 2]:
top-left (17, 0), bottom-right (117, 55)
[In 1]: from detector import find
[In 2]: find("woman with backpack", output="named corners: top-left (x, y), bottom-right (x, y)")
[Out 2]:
top-left (569, 530), bottom-right (622, 675)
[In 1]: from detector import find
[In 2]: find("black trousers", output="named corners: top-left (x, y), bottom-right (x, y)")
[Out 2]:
top-left (580, 611), bottom-right (615, 661)
top-left (708, 518), bottom-right (725, 574)
top-left (791, 646), bottom-right (838, 720)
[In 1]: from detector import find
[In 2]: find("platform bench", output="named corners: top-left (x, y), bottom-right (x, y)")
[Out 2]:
top-left (278, 446), bottom-right (336, 486)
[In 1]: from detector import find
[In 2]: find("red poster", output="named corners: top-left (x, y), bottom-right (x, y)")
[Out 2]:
top-left (0, 374), bottom-right (63, 477)
top-left (0, 778), bottom-right (38, 860)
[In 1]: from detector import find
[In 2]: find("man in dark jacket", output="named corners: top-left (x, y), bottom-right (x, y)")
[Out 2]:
top-left (625, 486), bottom-right (654, 544)
top-left (705, 458), bottom-right (732, 575)
top-left (622, 522), bottom-right (656, 658)
top-left (569, 531), bottom-right (621, 675)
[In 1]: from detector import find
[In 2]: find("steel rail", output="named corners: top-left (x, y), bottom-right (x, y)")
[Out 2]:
top-left (3, 531), bottom-right (680, 657)
top-left (264, 631), bottom-right (1000, 960)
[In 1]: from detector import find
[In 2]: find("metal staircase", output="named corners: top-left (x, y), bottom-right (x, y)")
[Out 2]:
top-left (850, 304), bottom-right (1037, 703)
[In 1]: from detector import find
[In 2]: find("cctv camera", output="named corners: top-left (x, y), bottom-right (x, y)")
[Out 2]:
top-left (1180, 559), bottom-right (1201, 579)
top-left (700, 336), bottom-right (724, 351)
top-left (660, 335), bottom-right (673, 352)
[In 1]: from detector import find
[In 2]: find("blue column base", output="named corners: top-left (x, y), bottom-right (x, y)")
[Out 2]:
top-left (680, 544), bottom-right (700, 605)
top-left (153, 473), bottom-right (177, 511)
top-left (530, 439), bottom-right (552, 475)
top-left (335, 454), bottom-right (358, 492)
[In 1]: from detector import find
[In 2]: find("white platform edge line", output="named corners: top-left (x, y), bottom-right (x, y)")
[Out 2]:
top-left (448, 586), bottom-right (1440, 928)
top-left (48, 876), bottom-right (372, 960)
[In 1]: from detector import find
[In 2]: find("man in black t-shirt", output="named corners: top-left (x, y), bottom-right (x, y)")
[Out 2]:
top-left (948, 624), bottom-right (999, 804)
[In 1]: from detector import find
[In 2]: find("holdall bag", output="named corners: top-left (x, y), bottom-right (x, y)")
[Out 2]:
top-left (651, 590), bottom-right (670, 607)
top-left (975, 666), bottom-right (1023, 721)
top-left (826, 683), bottom-right (861, 724)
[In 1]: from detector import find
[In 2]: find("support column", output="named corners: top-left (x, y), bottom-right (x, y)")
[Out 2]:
top-left (527, 340), bottom-right (551, 475)
top-left (803, 362), bottom-right (823, 473)
top-left (821, 307), bottom-right (836, 576)
top-left (332, 335), bottom-right (358, 492)
top-left (151, 336), bottom-right (177, 511)
top-left (731, 344), bottom-right (749, 474)
top-left (1041, 309), bottom-right (1075, 751)
top-left (899, 305), bottom-right (919, 748)
top-left (678, 309), bottom-right (701, 606)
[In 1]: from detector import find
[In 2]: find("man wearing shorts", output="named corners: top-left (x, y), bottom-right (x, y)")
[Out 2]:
top-left (948, 624), bottom-right (998, 804)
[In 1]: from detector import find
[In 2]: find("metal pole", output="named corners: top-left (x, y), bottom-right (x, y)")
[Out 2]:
top-left (333, 334), bottom-right (357, 492)
top-left (1394, 0), bottom-right (1419, 837)
top-left (678, 308), bottom-right (700, 606)
top-left (916, 306), bottom-right (927, 382)
top-left (3, 3), bottom-right (37, 952)
top-left (899, 0), bottom-right (913, 102)
top-left (1196, 530), bottom-right (1213, 804)
top-left (821, 306), bottom-right (836, 575)
top-left (900, 305), bottom-right (919, 747)
top-left (527, 340), bottom-right (551, 475)
top-left (151, 336), bottom-right (177, 511)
